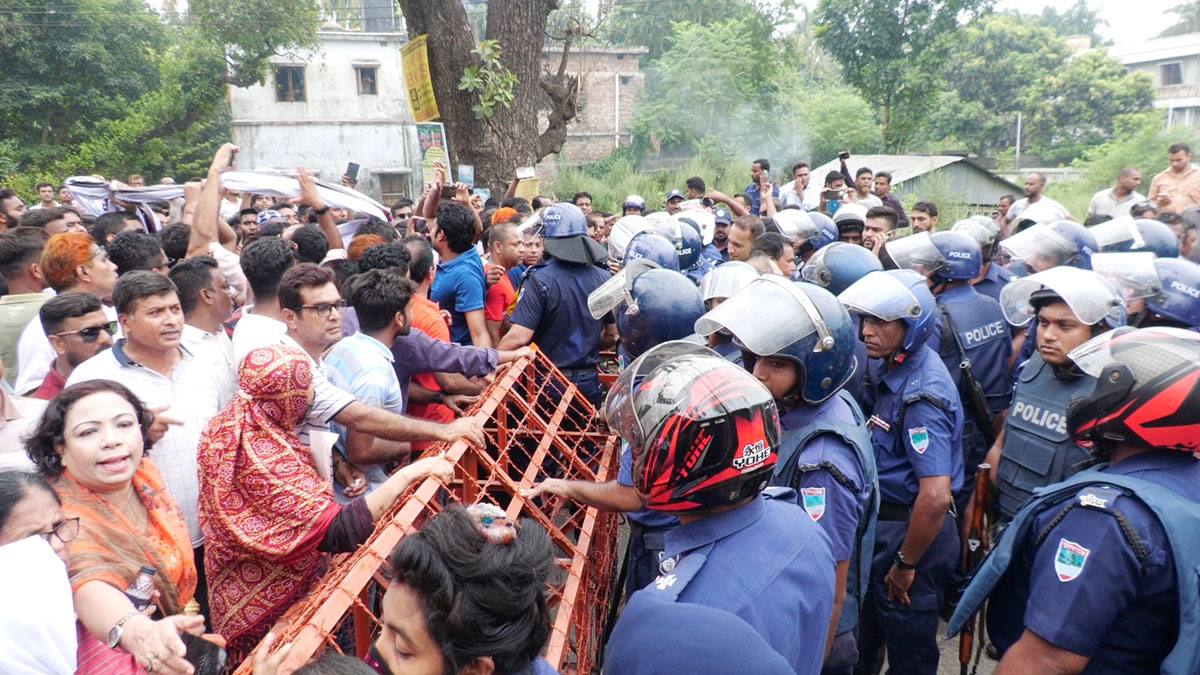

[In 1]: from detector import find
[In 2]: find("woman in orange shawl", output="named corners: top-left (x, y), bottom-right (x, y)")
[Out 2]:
top-left (24, 379), bottom-right (206, 675)
top-left (197, 345), bottom-right (454, 665)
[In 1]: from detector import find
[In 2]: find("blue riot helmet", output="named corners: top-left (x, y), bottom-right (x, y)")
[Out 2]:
top-left (699, 260), bottom-right (760, 308)
top-left (624, 232), bottom-right (681, 271)
top-left (1089, 217), bottom-right (1179, 258)
top-left (1091, 252), bottom-right (1162, 303)
top-left (536, 202), bottom-right (608, 264)
top-left (1147, 258), bottom-right (1200, 329)
top-left (656, 215), bottom-right (703, 270)
top-left (1001, 220), bottom-right (1097, 272)
top-left (838, 269), bottom-right (938, 354)
top-left (951, 218), bottom-right (1002, 259)
top-left (800, 241), bottom-right (883, 295)
top-left (805, 212), bottom-right (840, 252)
top-left (1000, 267), bottom-right (1127, 331)
top-left (696, 276), bottom-right (856, 405)
top-left (929, 231), bottom-right (983, 280)
top-left (607, 215), bottom-right (653, 265)
top-left (882, 231), bottom-right (981, 281)
top-left (618, 268), bottom-right (706, 359)
top-left (1134, 219), bottom-right (1180, 258)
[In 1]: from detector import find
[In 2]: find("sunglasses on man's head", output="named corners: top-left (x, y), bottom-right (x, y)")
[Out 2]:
top-left (54, 321), bottom-right (117, 343)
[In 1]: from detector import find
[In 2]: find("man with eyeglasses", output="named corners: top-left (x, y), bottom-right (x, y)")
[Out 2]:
top-left (391, 198), bottom-right (414, 234)
top-left (31, 292), bottom-right (115, 400)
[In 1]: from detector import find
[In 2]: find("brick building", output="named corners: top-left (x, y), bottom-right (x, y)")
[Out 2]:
top-left (539, 46), bottom-right (647, 165)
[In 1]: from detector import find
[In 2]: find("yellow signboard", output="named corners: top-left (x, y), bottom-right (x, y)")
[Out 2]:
top-left (401, 34), bottom-right (440, 122)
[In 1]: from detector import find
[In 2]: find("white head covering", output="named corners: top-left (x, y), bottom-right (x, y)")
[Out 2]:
top-left (0, 536), bottom-right (77, 675)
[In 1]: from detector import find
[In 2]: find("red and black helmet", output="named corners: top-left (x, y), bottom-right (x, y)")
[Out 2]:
top-left (606, 341), bottom-right (780, 513)
top-left (1067, 327), bottom-right (1200, 453)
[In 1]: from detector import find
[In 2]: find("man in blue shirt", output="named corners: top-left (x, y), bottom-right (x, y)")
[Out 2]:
top-left (606, 344), bottom-right (835, 673)
top-left (840, 269), bottom-right (964, 675)
top-left (746, 158), bottom-right (780, 216)
top-left (429, 201), bottom-right (490, 347)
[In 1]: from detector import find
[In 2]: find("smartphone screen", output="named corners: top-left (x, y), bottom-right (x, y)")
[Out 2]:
top-left (346, 162), bottom-right (360, 182)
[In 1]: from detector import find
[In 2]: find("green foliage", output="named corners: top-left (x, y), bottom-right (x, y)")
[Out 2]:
top-left (797, 86), bottom-right (885, 165)
top-left (458, 39), bottom-right (520, 119)
top-left (1072, 111), bottom-right (1200, 194)
top-left (549, 152), bottom-right (749, 214)
top-left (1021, 50), bottom-right (1155, 162)
top-left (1037, 0), bottom-right (1107, 44)
top-left (813, 0), bottom-right (987, 150)
top-left (1161, 0), bottom-right (1200, 36)
top-left (189, 0), bottom-right (321, 88)
top-left (602, 0), bottom-right (791, 62)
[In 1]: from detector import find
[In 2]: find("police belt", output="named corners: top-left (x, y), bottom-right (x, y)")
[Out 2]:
top-left (877, 501), bottom-right (958, 522)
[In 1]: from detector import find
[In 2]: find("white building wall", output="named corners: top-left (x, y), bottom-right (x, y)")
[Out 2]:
top-left (230, 30), bottom-right (417, 202)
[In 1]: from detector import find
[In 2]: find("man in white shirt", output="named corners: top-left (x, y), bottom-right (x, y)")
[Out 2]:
top-left (14, 232), bottom-right (118, 394)
top-left (27, 183), bottom-right (60, 211)
top-left (1004, 172), bottom-right (1071, 228)
top-left (169, 256), bottom-right (236, 404)
top-left (780, 162), bottom-right (821, 211)
top-left (1087, 167), bottom-right (1145, 219)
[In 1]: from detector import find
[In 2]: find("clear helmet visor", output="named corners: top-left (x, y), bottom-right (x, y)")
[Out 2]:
top-left (694, 276), bottom-right (834, 356)
top-left (1091, 252), bottom-right (1161, 301)
top-left (1068, 326), bottom-right (1200, 378)
top-left (883, 232), bottom-right (944, 277)
top-left (950, 219), bottom-right (997, 250)
top-left (699, 261), bottom-right (759, 302)
top-left (838, 270), bottom-right (923, 322)
top-left (1000, 223), bottom-right (1074, 271)
top-left (516, 209), bottom-right (545, 244)
top-left (676, 209), bottom-right (716, 246)
top-left (605, 341), bottom-right (719, 453)
top-left (773, 209), bottom-right (816, 241)
top-left (1000, 266), bottom-right (1123, 327)
top-left (1088, 216), bottom-right (1142, 250)
top-left (587, 258), bottom-right (659, 320)
top-left (607, 215), bottom-right (653, 262)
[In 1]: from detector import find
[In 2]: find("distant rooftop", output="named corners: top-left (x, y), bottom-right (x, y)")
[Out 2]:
top-left (1108, 32), bottom-right (1200, 64)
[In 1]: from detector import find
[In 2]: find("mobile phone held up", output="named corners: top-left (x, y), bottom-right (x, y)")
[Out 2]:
top-left (346, 162), bottom-right (360, 183)
top-left (838, 151), bottom-right (850, 161)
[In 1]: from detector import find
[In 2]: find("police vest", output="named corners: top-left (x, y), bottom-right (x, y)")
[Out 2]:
top-left (935, 292), bottom-right (1009, 419)
top-left (996, 353), bottom-right (1094, 518)
top-left (770, 390), bottom-right (878, 635)
top-left (948, 469), bottom-right (1200, 675)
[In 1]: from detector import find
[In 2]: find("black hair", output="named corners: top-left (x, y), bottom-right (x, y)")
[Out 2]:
top-left (158, 223), bottom-right (191, 261)
top-left (998, 194), bottom-right (1016, 204)
top-left (0, 227), bottom-right (50, 280)
top-left (1083, 214), bottom-right (1113, 227)
top-left (91, 211), bottom-right (141, 246)
top-left (531, 196), bottom-right (553, 210)
top-left (403, 236), bottom-right (435, 285)
top-left (855, 167), bottom-right (873, 179)
top-left (875, 170), bottom-right (892, 183)
top-left (290, 223), bottom-right (330, 265)
top-left (24, 380), bottom-right (156, 478)
top-left (501, 197), bottom-right (532, 214)
top-left (292, 654), bottom-right (378, 675)
top-left (357, 241), bottom-right (411, 276)
top-left (910, 200), bottom-right (938, 218)
top-left (168, 256), bottom-right (219, 315)
top-left (753, 158), bottom-right (770, 172)
top-left (572, 191), bottom-right (592, 204)
top-left (391, 198), bottom-right (414, 212)
top-left (791, 162), bottom-right (810, 175)
top-left (353, 219), bottom-right (398, 242)
top-left (824, 171), bottom-right (843, 186)
top-left (685, 176), bottom-right (706, 194)
top-left (112, 270), bottom-right (177, 315)
top-left (18, 207), bottom-right (74, 230)
top-left (107, 231), bottom-right (164, 276)
top-left (344, 268), bottom-right (414, 333)
top-left (1169, 142), bottom-right (1190, 155)
top-left (239, 207), bottom-right (258, 218)
top-left (35, 182), bottom-right (54, 191)
top-left (0, 472), bottom-right (59, 536)
top-left (387, 505), bottom-right (553, 675)
top-left (435, 202), bottom-right (477, 254)
top-left (278, 263), bottom-right (333, 312)
top-left (40, 291), bottom-right (103, 336)
top-left (751, 231), bottom-right (789, 258)
top-left (322, 258), bottom-right (359, 292)
top-left (865, 206), bottom-right (899, 231)
top-left (240, 236), bottom-right (296, 301)
top-left (1157, 211), bottom-right (1182, 226)
top-left (255, 220), bottom-right (289, 239)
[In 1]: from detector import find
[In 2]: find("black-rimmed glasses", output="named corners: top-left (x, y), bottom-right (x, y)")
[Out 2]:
top-left (299, 300), bottom-right (346, 317)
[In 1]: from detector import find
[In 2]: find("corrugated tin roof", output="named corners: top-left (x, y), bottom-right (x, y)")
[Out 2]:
top-left (808, 154), bottom-right (1020, 191)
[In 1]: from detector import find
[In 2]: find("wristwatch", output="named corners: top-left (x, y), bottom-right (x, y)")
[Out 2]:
top-left (894, 550), bottom-right (918, 571)
top-left (312, 205), bottom-right (331, 215)
top-left (107, 609), bottom-right (142, 648)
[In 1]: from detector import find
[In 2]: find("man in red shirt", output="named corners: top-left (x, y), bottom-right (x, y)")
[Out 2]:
top-left (483, 221), bottom-right (523, 346)
top-left (32, 292), bottom-right (114, 400)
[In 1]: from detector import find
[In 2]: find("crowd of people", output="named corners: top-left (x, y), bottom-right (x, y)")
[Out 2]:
top-left (0, 137), bottom-right (1199, 675)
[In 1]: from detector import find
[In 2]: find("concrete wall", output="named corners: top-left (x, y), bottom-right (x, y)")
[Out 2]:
top-left (1111, 35), bottom-right (1200, 131)
top-left (230, 30), bottom-right (416, 201)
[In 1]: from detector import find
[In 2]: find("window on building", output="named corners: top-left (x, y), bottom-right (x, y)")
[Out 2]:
top-left (620, 75), bottom-right (633, 86)
top-left (275, 66), bottom-right (306, 102)
top-left (378, 172), bottom-right (411, 206)
top-left (1161, 62), bottom-right (1183, 86)
top-left (356, 66), bottom-right (378, 95)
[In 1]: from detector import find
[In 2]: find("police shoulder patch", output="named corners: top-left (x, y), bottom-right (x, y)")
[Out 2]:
top-left (1054, 538), bottom-right (1090, 582)
top-left (801, 487), bottom-right (826, 521)
top-left (908, 426), bottom-right (930, 454)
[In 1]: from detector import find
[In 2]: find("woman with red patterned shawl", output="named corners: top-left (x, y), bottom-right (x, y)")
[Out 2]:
top-left (197, 345), bottom-right (455, 664)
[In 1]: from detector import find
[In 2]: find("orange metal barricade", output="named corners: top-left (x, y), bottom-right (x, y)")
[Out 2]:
top-left (236, 350), bottom-right (621, 674)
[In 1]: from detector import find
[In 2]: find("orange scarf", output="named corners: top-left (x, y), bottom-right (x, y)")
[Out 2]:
top-left (53, 458), bottom-right (197, 614)
top-left (197, 345), bottom-right (335, 645)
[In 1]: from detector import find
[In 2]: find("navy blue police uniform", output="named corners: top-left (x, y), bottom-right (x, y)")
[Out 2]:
top-left (971, 261), bottom-right (1012, 302)
top-left (616, 442), bottom-right (680, 594)
top-left (859, 344), bottom-right (964, 675)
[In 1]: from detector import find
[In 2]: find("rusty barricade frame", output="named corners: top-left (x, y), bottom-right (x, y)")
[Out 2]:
top-left (236, 350), bottom-right (621, 674)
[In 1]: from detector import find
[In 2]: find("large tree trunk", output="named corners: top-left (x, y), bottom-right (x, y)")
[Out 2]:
top-left (395, 0), bottom-right (576, 193)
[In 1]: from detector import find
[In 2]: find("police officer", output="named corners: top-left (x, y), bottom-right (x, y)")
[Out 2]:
top-left (985, 267), bottom-right (1127, 521)
top-left (800, 242), bottom-right (883, 407)
top-left (950, 216), bottom-right (1011, 301)
top-left (606, 343), bottom-right (835, 673)
top-left (884, 231), bottom-right (1012, 515)
top-left (698, 261), bottom-right (760, 363)
top-left (838, 269), bottom-right (964, 675)
top-left (950, 328), bottom-right (1200, 674)
top-left (497, 202), bottom-right (615, 405)
top-left (526, 269), bottom-right (705, 595)
top-left (1090, 216), bottom-right (1181, 258)
top-left (697, 277), bottom-right (877, 673)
